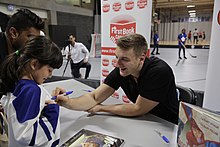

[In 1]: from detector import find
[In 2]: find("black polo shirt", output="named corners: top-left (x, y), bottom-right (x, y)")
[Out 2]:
top-left (0, 32), bottom-right (8, 97)
top-left (104, 56), bottom-right (179, 124)
top-left (0, 32), bottom-right (8, 66)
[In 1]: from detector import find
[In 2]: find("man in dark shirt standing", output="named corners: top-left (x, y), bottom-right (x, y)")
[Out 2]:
top-left (55, 33), bottom-right (179, 124)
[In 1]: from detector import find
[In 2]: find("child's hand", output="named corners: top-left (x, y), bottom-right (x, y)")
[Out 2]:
top-left (45, 100), bottom-right (56, 106)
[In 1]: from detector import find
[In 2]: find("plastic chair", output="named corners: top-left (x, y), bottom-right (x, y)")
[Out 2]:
top-left (176, 85), bottom-right (196, 105)
top-left (176, 85), bottom-right (204, 107)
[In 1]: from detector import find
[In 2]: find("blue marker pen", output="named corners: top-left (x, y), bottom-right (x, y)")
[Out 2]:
top-left (154, 129), bottom-right (170, 143)
top-left (51, 90), bottom-right (73, 100)
top-left (82, 90), bottom-right (92, 92)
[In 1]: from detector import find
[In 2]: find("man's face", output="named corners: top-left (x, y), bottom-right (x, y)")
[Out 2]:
top-left (68, 35), bottom-right (76, 45)
top-left (12, 27), bottom-right (40, 50)
top-left (115, 47), bottom-right (144, 77)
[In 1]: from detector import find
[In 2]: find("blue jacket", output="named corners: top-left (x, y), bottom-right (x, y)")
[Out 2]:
top-left (178, 33), bottom-right (187, 46)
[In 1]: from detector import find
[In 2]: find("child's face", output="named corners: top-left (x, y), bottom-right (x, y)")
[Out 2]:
top-left (32, 65), bottom-right (53, 84)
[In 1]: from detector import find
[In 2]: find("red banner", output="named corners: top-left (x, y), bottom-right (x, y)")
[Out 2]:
top-left (101, 47), bottom-right (116, 55)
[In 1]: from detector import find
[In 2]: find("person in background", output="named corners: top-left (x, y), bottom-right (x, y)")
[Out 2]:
top-left (55, 33), bottom-right (179, 124)
top-left (193, 28), bottom-right (199, 44)
top-left (202, 31), bottom-right (206, 42)
top-left (0, 36), bottom-right (63, 147)
top-left (178, 28), bottom-right (187, 59)
top-left (151, 31), bottom-right (160, 55)
top-left (198, 31), bottom-right (203, 43)
top-left (0, 8), bottom-right (45, 97)
top-left (187, 30), bottom-right (192, 43)
top-left (64, 34), bottom-right (91, 79)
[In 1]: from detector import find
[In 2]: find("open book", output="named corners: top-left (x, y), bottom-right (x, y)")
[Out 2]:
top-left (61, 129), bottom-right (124, 147)
top-left (177, 102), bottom-right (220, 147)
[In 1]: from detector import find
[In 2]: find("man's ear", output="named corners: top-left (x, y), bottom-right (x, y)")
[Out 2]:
top-left (9, 27), bottom-right (19, 39)
top-left (140, 53), bottom-right (146, 62)
top-left (30, 59), bottom-right (39, 70)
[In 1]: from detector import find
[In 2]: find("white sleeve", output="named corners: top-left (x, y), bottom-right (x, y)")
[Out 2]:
top-left (64, 45), bottom-right (70, 59)
top-left (9, 86), bottom-right (60, 146)
top-left (81, 43), bottom-right (89, 60)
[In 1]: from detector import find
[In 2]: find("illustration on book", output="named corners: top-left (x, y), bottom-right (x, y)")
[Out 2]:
top-left (177, 102), bottom-right (220, 147)
top-left (61, 129), bottom-right (124, 147)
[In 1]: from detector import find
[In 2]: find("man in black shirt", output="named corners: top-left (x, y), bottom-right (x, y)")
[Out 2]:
top-left (55, 33), bottom-right (179, 124)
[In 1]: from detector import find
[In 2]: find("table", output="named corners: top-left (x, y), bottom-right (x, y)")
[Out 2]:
top-left (43, 79), bottom-right (178, 147)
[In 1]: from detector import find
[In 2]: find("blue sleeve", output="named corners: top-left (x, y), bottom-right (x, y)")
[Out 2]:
top-left (12, 84), bottom-right (60, 146)
top-left (178, 34), bottom-right (181, 40)
top-left (13, 85), bottom-right (41, 123)
top-left (42, 104), bottom-right (60, 133)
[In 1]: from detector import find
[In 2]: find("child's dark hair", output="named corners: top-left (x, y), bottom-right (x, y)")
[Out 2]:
top-left (0, 36), bottom-right (63, 94)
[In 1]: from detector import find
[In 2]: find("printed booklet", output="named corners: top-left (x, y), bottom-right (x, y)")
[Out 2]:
top-left (177, 102), bottom-right (220, 147)
top-left (61, 129), bottom-right (124, 147)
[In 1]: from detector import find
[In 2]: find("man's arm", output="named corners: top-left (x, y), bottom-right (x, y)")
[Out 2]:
top-left (88, 95), bottom-right (159, 116)
top-left (81, 43), bottom-right (89, 62)
top-left (55, 83), bottom-right (115, 111)
top-left (64, 45), bottom-right (71, 59)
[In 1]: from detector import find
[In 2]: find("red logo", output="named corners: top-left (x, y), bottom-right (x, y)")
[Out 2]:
top-left (122, 95), bottom-right (131, 103)
top-left (101, 47), bottom-right (116, 56)
top-left (218, 10), bottom-right (220, 25)
top-left (113, 2), bottom-right (121, 12)
top-left (125, 1), bottom-right (134, 10)
top-left (102, 69), bottom-right (109, 77)
top-left (137, 0), bottom-right (147, 9)
top-left (110, 15), bottom-right (136, 44)
top-left (103, 3), bottom-right (110, 12)
top-left (112, 92), bottom-right (119, 99)
top-left (102, 58), bottom-right (109, 66)
top-left (112, 59), bottom-right (118, 67)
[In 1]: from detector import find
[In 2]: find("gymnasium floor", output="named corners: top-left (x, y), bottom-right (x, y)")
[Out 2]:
top-left (53, 47), bottom-right (209, 91)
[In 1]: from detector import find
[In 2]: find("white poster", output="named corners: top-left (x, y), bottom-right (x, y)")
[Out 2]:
top-left (203, 0), bottom-right (220, 111)
top-left (101, 0), bottom-right (152, 103)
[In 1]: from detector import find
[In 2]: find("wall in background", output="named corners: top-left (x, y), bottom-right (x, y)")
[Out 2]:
top-left (158, 21), bottom-right (212, 42)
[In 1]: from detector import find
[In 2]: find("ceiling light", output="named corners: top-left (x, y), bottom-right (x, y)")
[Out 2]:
top-left (189, 13), bottom-right (196, 15)
top-left (190, 15), bottom-right (196, 18)
top-left (188, 10), bottom-right (196, 13)
top-left (184, 0), bottom-right (192, 1)
top-left (189, 13), bottom-right (196, 17)
top-left (187, 5), bottom-right (195, 8)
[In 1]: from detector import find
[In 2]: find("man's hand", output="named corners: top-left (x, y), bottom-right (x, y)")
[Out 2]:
top-left (83, 58), bottom-right (88, 63)
top-left (67, 54), bottom-right (71, 59)
top-left (52, 87), bottom-right (66, 96)
top-left (87, 104), bottom-right (103, 113)
top-left (52, 87), bottom-right (72, 108)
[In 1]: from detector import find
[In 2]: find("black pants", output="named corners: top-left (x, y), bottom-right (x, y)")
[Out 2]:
top-left (193, 36), bottom-right (198, 44)
top-left (178, 45), bottom-right (186, 58)
top-left (151, 44), bottom-right (159, 54)
top-left (70, 60), bottom-right (91, 79)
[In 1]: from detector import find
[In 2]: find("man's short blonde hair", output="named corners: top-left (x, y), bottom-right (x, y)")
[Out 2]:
top-left (116, 33), bottom-right (148, 57)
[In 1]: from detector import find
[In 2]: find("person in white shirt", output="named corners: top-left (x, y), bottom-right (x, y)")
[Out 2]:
top-left (64, 34), bottom-right (91, 79)
top-left (193, 28), bottom-right (199, 44)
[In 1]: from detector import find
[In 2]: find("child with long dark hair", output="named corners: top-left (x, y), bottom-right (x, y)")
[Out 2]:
top-left (0, 36), bottom-right (63, 147)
